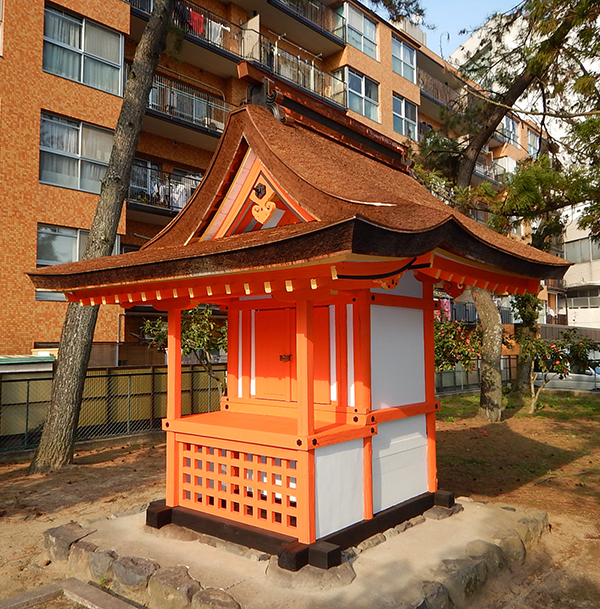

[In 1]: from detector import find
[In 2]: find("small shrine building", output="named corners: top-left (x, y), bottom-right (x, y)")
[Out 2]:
top-left (28, 100), bottom-right (570, 570)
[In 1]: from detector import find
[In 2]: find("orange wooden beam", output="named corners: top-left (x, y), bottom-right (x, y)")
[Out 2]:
top-left (363, 436), bottom-right (374, 520)
top-left (167, 308), bottom-right (182, 420)
top-left (353, 295), bottom-right (372, 416)
top-left (166, 308), bottom-right (182, 507)
top-left (296, 300), bottom-right (315, 437)
top-left (426, 410), bottom-right (438, 492)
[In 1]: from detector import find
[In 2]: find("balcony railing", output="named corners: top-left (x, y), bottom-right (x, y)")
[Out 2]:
top-left (146, 70), bottom-right (236, 132)
top-left (272, 0), bottom-right (345, 40)
top-left (273, 46), bottom-right (346, 106)
top-left (128, 0), bottom-right (272, 65)
top-left (128, 165), bottom-right (202, 212)
top-left (544, 278), bottom-right (567, 290)
top-left (417, 68), bottom-right (461, 108)
top-left (474, 156), bottom-right (505, 182)
top-left (126, 0), bottom-right (346, 107)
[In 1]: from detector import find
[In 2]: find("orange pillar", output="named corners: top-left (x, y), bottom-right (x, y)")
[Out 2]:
top-left (353, 296), bottom-right (372, 415)
top-left (426, 411), bottom-right (438, 492)
top-left (295, 449), bottom-right (315, 544)
top-left (422, 280), bottom-right (438, 492)
top-left (296, 299), bottom-right (314, 437)
top-left (363, 436), bottom-right (374, 520)
top-left (353, 295), bottom-right (374, 518)
top-left (167, 308), bottom-right (182, 419)
top-left (166, 308), bottom-right (182, 507)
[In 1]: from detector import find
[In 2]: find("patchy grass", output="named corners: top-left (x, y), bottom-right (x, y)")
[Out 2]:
top-left (436, 391), bottom-right (600, 521)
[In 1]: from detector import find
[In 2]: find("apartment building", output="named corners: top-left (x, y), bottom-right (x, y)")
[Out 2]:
top-left (561, 214), bottom-right (600, 328)
top-left (0, 0), bottom-right (538, 363)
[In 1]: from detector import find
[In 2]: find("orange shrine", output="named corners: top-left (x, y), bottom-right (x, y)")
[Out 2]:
top-left (29, 95), bottom-right (570, 570)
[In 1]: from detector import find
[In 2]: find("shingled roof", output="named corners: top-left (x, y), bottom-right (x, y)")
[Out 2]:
top-left (28, 104), bottom-right (570, 296)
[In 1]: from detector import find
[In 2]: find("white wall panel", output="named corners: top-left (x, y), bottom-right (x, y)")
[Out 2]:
top-left (370, 305), bottom-right (425, 409)
top-left (315, 438), bottom-right (364, 538)
top-left (372, 416), bottom-right (428, 513)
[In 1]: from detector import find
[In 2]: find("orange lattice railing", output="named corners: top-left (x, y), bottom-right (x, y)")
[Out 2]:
top-left (176, 436), bottom-right (306, 538)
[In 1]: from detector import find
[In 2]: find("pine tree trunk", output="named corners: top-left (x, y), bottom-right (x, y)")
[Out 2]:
top-left (515, 355), bottom-right (534, 405)
top-left (29, 0), bottom-right (175, 474)
top-left (515, 322), bottom-right (536, 407)
top-left (472, 287), bottom-right (503, 422)
top-left (453, 15), bottom-right (580, 422)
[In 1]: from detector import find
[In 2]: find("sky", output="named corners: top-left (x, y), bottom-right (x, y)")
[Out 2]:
top-left (419, 0), bottom-right (519, 57)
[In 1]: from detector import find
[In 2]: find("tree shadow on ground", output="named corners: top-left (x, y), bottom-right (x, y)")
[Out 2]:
top-left (436, 420), bottom-right (600, 504)
top-left (0, 442), bottom-right (165, 518)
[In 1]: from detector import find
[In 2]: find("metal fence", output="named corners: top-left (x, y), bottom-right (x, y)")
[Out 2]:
top-left (1, 357), bottom-right (521, 451)
top-left (435, 356), bottom-right (518, 394)
top-left (0, 365), bottom-right (225, 452)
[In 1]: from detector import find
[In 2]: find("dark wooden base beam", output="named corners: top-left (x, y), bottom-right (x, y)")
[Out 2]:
top-left (434, 490), bottom-right (455, 508)
top-left (171, 506), bottom-right (297, 556)
top-left (320, 492), bottom-right (435, 550)
top-left (146, 491), bottom-right (441, 571)
top-left (146, 499), bottom-right (173, 529)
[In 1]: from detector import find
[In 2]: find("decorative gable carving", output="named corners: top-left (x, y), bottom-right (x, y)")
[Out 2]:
top-left (201, 148), bottom-right (314, 241)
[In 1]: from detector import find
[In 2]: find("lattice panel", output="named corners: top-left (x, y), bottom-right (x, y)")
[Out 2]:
top-left (178, 437), bottom-right (303, 537)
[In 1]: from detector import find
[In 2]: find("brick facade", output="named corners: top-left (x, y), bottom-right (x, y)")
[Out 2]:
top-left (0, 0), bottom-right (539, 360)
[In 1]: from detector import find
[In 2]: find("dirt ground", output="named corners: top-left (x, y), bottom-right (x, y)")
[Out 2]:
top-left (436, 393), bottom-right (600, 608)
top-left (0, 439), bottom-right (166, 599)
top-left (0, 395), bottom-right (599, 606)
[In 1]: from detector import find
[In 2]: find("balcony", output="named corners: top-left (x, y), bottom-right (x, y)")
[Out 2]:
top-left (127, 0), bottom-right (272, 77)
top-left (473, 155), bottom-right (505, 183)
top-left (127, 165), bottom-right (202, 214)
top-left (417, 68), bottom-right (461, 109)
top-left (126, 0), bottom-right (345, 106)
top-left (544, 278), bottom-right (567, 290)
top-left (490, 127), bottom-right (506, 147)
top-left (273, 46), bottom-right (346, 107)
top-left (269, 0), bottom-right (345, 42)
top-left (127, 0), bottom-right (344, 52)
top-left (148, 71), bottom-right (235, 133)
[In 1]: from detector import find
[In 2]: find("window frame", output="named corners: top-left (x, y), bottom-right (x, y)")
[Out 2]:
top-left (392, 93), bottom-right (417, 139)
top-left (503, 115), bottom-right (519, 147)
top-left (346, 67), bottom-right (379, 121)
top-left (341, 3), bottom-right (378, 60)
top-left (36, 223), bottom-right (119, 300)
top-left (391, 37), bottom-right (416, 83)
top-left (527, 128), bottom-right (539, 158)
top-left (43, 6), bottom-right (124, 96)
top-left (39, 112), bottom-right (114, 194)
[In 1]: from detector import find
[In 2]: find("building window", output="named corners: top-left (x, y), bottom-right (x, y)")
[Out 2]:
top-left (36, 224), bottom-right (118, 300)
top-left (503, 115), bottom-right (518, 146)
top-left (39, 112), bottom-right (114, 194)
top-left (392, 94), bottom-right (417, 139)
top-left (567, 286), bottom-right (600, 310)
top-left (339, 4), bottom-right (377, 59)
top-left (392, 37), bottom-right (415, 83)
top-left (346, 68), bottom-right (378, 121)
top-left (527, 129), bottom-right (539, 158)
top-left (565, 237), bottom-right (600, 264)
top-left (43, 7), bottom-right (123, 95)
